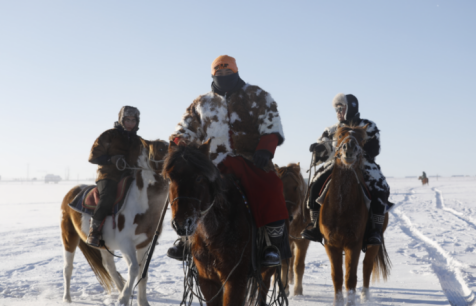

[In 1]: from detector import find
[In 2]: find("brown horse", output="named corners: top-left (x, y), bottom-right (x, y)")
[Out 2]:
top-left (60, 139), bottom-right (169, 305)
top-left (275, 163), bottom-right (310, 296)
top-left (320, 125), bottom-right (391, 305)
top-left (163, 140), bottom-right (277, 306)
top-left (418, 176), bottom-right (429, 185)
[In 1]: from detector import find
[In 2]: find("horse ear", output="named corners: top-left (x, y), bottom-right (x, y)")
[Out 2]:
top-left (199, 139), bottom-right (212, 156)
top-left (293, 163), bottom-right (301, 171)
top-left (168, 141), bottom-right (177, 152)
top-left (274, 164), bottom-right (279, 170)
top-left (297, 162), bottom-right (300, 166)
top-left (362, 123), bottom-right (369, 130)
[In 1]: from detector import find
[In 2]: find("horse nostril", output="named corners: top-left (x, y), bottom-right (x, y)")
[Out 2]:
top-left (186, 218), bottom-right (193, 227)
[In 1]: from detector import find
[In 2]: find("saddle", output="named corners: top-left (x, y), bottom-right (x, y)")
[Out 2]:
top-left (316, 174), bottom-right (372, 208)
top-left (68, 177), bottom-right (134, 225)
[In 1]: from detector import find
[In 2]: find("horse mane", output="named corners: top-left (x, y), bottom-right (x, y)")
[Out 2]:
top-left (162, 144), bottom-right (227, 204)
top-left (335, 124), bottom-right (368, 147)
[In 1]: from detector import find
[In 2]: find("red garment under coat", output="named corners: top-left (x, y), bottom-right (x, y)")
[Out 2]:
top-left (218, 155), bottom-right (288, 228)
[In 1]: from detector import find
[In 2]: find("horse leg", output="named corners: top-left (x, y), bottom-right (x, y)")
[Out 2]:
top-left (117, 244), bottom-right (140, 306)
top-left (99, 250), bottom-right (124, 292)
top-left (361, 245), bottom-right (379, 303)
top-left (257, 268), bottom-right (275, 306)
top-left (344, 245), bottom-right (362, 306)
top-left (61, 215), bottom-right (80, 303)
top-left (293, 239), bottom-right (310, 296)
top-left (280, 246), bottom-right (291, 296)
top-left (325, 244), bottom-right (344, 305)
top-left (135, 247), bottom-right (150, 306)
top-left (197, 277), bottom-right (223, 305)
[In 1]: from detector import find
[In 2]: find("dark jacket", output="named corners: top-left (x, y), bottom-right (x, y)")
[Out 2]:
top-left (89, 123), bottom-right (142, 182)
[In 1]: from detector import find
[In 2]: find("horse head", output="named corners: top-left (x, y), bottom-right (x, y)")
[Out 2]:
top-left (275, 162), bottom-right (305, 221)
top-left (162, 139), bottom-right (225, 236)
top-left (139, 139), bottom-right (168, 173)
top-left (334, 124), bottom-right (368, 168)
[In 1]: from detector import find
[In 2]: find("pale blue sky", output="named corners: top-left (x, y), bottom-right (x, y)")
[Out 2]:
top-left (1, 0), bottom-right (475, 180)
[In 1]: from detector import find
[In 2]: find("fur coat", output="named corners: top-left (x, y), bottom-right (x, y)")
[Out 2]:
top-left (89, 124), bottom-right (142, 182)
top-left (170, 83), bottom-right (284, 170)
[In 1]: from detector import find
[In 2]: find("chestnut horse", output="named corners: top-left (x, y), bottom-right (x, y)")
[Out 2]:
top-left (60, 139), bottom-right (169, 305)
top-left (275, 163), bottom-right (310, 296)
top-left (418, 176), bottom-right (429, 185)
top-left (320, 125), bottom-right (391, 305)
top-left (163, 140), bottom-right (277, 306)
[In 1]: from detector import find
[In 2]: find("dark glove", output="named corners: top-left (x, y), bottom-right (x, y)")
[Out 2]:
top-left (309, 142), bottom-right (326, 154)
top-left (253, 150), bottom-right (272, 169)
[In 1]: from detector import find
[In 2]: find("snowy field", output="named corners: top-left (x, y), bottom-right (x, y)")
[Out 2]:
top-left (1, 177), bottom-right (476, 306)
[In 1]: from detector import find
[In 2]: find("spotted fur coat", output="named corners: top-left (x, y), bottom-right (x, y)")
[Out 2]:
top-left (170, 84), bottom-right (284, 171)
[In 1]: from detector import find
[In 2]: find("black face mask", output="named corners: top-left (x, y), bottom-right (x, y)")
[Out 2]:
top-left (211, 72), bottom-right (245, 96)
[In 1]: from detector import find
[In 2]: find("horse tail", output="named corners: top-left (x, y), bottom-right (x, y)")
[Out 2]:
top-left (372, 237), bottom-right (392, 282)
top-left (78, 240), bottom-right (115, 293)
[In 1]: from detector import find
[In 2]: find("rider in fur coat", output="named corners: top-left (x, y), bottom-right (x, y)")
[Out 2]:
top-left (167, 55), bottom-right (291, 267)
top-left (301, 93), bottom-right (393, 246)
top-left (87, 106), bottom-right (142, 247)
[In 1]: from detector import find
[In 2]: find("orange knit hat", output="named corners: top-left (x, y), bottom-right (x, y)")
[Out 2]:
top-left (211, 55), bottom-right (238, 75)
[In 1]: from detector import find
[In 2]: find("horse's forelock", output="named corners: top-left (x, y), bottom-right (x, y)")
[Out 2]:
top-left (163, 144), bottom-right (220, 182)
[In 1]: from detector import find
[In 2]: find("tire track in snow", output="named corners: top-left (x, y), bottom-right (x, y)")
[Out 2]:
top-left (433, 188), bottom-right (476, 230)
top-left (392, 197), bottom-right (475, 306)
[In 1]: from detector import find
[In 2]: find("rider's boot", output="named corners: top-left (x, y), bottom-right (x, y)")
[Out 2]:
top-left (262, 222), bottom-right (286, 267)
top-left (367, 214), bottom-right (385, 246)
top-left (301, 210), bottom-right (323, 243)
top-left (87, 218), bottom-right (104, 247)
top-left (167, 238), bottom-right (185, 261)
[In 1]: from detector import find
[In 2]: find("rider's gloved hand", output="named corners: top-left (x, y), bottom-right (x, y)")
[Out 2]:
top-left (253, 150), bottom-right (272, 169)
top-left (309, 142), bottom-right (326, 154)
top-left (110, 155), bottom-right (125, 165)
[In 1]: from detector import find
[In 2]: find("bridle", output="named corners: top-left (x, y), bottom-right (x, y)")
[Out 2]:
top-left (171, 196), bottom-right (216, 218)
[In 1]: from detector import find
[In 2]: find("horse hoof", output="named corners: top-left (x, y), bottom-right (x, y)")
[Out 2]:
top-left (138, 299), bottom-right (150, 306)
top-left (63, 295), bottom-right (72, 303)
top-left (361, 287), bottom-right (370, 303)
top-left (333, 292), bottom-right (344, 306)
top-left (294, 286), bottom-right (303, 296)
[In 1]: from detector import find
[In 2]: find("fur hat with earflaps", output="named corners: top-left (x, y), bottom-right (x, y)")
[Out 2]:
top-left (332, 93), bottom-right (360, 123)
top-left (118, 106), bottom-right (140, 131)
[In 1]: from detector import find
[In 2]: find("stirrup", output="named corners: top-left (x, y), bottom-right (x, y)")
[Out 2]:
top-left (167, 239), bottom-right (185, 261)
top-left (261, 245), bottom-right (281, 267)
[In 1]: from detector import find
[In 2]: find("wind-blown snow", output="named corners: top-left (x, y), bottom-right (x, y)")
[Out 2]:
top-left (1, 177), bottom-right (476, 305)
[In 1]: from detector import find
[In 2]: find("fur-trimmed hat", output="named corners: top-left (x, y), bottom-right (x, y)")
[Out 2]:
top-left (211, 55), bottom-right (238, 75)
top-left (332, 93), bottom-right (359, 122)
top-left (118, 106), bottom-right (140, 131)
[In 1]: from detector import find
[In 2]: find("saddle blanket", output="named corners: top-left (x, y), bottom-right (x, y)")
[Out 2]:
top-left (68, 177), bottom-right (134, 219)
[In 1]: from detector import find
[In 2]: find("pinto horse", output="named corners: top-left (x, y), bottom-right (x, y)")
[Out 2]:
top-left (320, 125), bottom-right (391, 305)
top-left (60, 139), bottom-right (169, 305)
top-left (275, 163), bottom-right (310, 296)
top-left (163, 140), bottom-right (277, 306)
top-left (418, 176), bottom-right (429, 185)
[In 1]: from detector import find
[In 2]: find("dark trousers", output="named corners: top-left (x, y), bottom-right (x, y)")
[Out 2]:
top-left (93, 179), bottom-right (117, 221)
top-left (308, 169), bottom-right (332, 211)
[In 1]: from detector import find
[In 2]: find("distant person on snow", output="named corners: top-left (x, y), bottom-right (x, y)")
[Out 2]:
top-left (87, 106), bottom-right (142, 247)
top-left (301, 94), bottom-right (393, 246)
top-left (166, 55), bottom-right (291, 267)
top-left (422, 171), bottom-right (427, 179)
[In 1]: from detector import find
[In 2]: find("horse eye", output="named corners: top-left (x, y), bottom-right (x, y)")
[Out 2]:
top-left (196, 176), bottom-right (203, 183)
top-left (339, 135), bottom-right (342, 139)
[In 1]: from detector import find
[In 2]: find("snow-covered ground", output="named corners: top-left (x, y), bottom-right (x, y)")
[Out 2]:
top-left (1, 177), bottom-right (476, 306)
